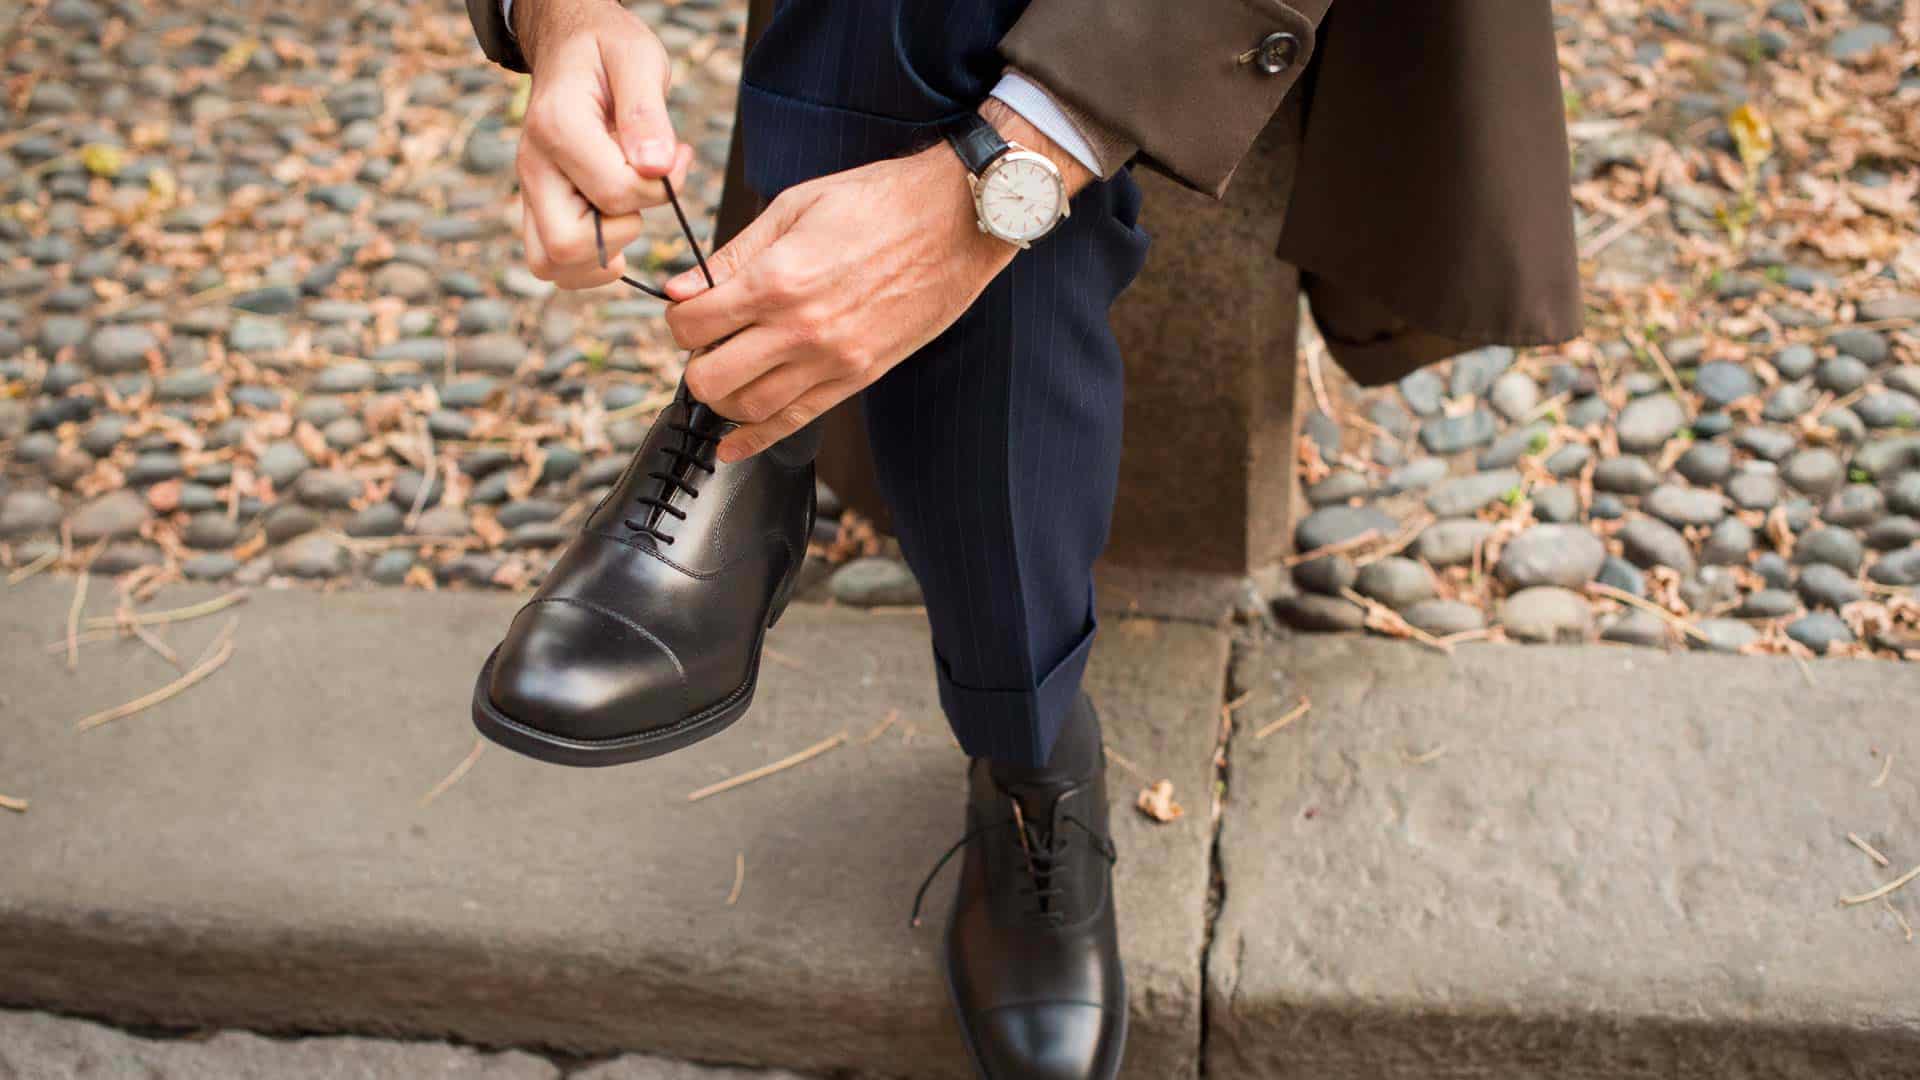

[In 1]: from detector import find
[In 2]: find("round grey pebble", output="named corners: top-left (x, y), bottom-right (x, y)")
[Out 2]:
top-left (1762, 382), bottom-right (1816, 424)
top-left (1824, 484), bottom-right (1884, 527)
top-left (0, 490), bottom-right (63, 537)
top-left (1866, 516), bottom-right (1920, 551)
top-left (1306, 470), bottom-right (1369, 506)
top-left (1869, 548), bottom-right (1920, 587)
top-left (1815, 355), bottom-right (1871, 395)
top-left (829, 556), bottom-right (923, 607)
top-left (1689, 618), bottom-right (1758, 654)
top-left (1733, 426), bottom-right (1797, 461)
top-left (1403, 599), bottom-right (1485, 637)
top-left (1600, 609), bottom-right (1668, 648)
top-left (1794, 526), bottom-right (1864, 573)
top-left (1754, 551), bottom-right (1794, 590)
top-left (68, 490), bottom-right (148, 542)
top-left (1499, 586), bottom-right (1593, 644)
top-left (1820, 408), bottom-right (1866, 445)
top-left (1702, 517), bottom-right (1753, 565)
top-left (1786, 612), bottom-right (1854, 654)
top-left (1545, 444), bottom-right (1592, 478)
top-left (1856, 390), bottom-right (1920, 430)
top-left (346, 502), bottom-right (404, 538)
top-left (274, 534), bottom-right (348, 579)
top-left (293, 470), bottom-right (362, 509)
top-left (1353, 556), bottom-right (1435, 610)
top-left (1589, 494), bottom-right (1626, 520)
top-left (1827, 327), bottom-right (1889, 364)
top-left (1773, 344), bottom-right (1816, 379)
top-left (1532, 486), bottom-right (1580, 524)
top-left (368, 549), bottom-right (417, 584)
top-left (1596, 554), bottom-right (1645, 597)
top-left (1694, 360), bottom-right (1757, 408)
top-left (1797, 563), bottom-right (1863, 609)
top-left (1645, 484), bottom-right (1727, 528)
top-left (1381, 458), bottom-right (1447, 495)
top-left (1413, 519), bottom-right (1494, 568)
top-left (1426, 469), bottom-right (1523, 518)
top-left (1619, 516), bottom-right (1696, 575)
top-left (1295, 504), bottom-right (1397, 553)
top-left (1728, 468), bottom-right (1782, 511)
top-left (1495, 524), bottom-right (1606, 590)
top-left (257, 441), bottom-right (310, 488)
top-left (1593, 456), bottom-right (1658, 495)
top-left (1781, 448), bottom-right (1845, 495)
top-left (84, 324), bottom-right (157, 373)
top-left (1736, 589), bottom-right (1800, 618)
top-left (1616, 394), bottom-right (1686, 453)
top-left (182, 553), bottom-right (240, 581)
top-left (1292, 554), bottom-right (1357, 596)
top-left (313, 361), bottom-right (376, 393)
top-left (183, 511), bottom-right (241, 549)
top-left (413, 505), bottom-right (471, 538)
top-left (1488, 371), bottom-right (1540, 422)
top-left (390, 469), bottom-right (443, 510)
top-left (1676, 443), bottom-right (1734, 485)
top-left (263, 504), bottom-right (321, 544)
top-left (1275, 593), bottom-right (1364, 633)
top-left (1419, 410), bottom-right (1498, 454)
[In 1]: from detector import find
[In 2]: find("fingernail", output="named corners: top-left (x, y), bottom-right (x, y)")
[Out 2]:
top-left (717, 442), bottom-right (744, 464)
top-left (635, 138), bottom-right (675, 171)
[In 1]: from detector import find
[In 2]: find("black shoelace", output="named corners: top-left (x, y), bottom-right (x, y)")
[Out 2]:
top-left (908, 799), bottom-right (1116, 930)
top-left (594, 179), bottom-right (722, 545)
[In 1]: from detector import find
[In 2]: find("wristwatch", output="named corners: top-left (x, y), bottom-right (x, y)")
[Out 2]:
top-left (942, 112), bottom-right (1069, 250)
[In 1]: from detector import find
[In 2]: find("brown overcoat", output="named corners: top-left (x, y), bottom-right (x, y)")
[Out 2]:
top-left (713, 0), bottom-right (1583, 520)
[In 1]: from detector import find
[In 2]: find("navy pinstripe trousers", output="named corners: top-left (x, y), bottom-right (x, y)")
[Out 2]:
top-left (739, 1), bottom-right (1151, 766)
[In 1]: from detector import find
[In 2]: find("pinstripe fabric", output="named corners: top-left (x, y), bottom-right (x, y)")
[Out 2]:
top-left (740, 0), bottom-right (1151, 766)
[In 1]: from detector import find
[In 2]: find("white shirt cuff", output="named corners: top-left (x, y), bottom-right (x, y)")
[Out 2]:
top-left (987, 72), bottom-right (1104, 178)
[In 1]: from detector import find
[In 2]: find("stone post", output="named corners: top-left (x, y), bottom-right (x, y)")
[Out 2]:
top-left (1097, 118), bottom-right (1304, 614)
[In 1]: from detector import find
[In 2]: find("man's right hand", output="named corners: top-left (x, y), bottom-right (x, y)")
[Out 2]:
top-left (512, 0), bottom-right (694, 290)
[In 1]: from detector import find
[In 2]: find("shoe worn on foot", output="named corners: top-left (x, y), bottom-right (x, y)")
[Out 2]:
top-left (916, 696), bottom-right (1126, 1080)
top-left (471, 383), bottom-right (813, 767)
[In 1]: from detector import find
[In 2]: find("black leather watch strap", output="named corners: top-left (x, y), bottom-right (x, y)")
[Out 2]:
top-left (941, 112), bottom-right (1012, 178)
top-left (467, 0), bottom-right (531, 73)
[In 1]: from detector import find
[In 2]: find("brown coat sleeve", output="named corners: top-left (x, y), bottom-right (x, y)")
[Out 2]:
top-left (1000, 0), bottom-right (1330, 198)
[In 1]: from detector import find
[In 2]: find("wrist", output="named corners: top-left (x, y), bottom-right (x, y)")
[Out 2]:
top-left (978, 97), bottom-right (1092, 197)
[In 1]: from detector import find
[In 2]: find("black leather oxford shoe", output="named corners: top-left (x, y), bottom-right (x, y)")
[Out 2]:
top-left (471, 382), bottom-right (814, 766)
top-left (918, 696), bottom-right (1126, 1080)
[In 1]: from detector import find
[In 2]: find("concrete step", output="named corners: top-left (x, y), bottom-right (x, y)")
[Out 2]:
top-left (0, 1008), bottom-right (809, 1079)
top-left (0, 581), bottom-right (1226, 1079)
top-left (1209, 636), bottom-right (1920, 1079)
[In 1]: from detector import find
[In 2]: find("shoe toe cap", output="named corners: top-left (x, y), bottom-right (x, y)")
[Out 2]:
top-left (488, 598), bottom-right (687, 741)
top-left (972, 1002), bottom-right (1119, 1080)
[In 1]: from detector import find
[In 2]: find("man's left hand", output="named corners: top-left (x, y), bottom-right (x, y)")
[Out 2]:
top-left (662, 100), bottom-right (1090, 463)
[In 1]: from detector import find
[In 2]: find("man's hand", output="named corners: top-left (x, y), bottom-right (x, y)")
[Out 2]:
top-left (513, 0), bottom-right (694, 289)
top-left (662, 99), bottom-right (1092, 463)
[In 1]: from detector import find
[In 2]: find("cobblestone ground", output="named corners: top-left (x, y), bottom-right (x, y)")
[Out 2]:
top-left (0, 1009), bottom-right (815, 1078)
top-left (0, 0), bottom-right (1916, 658)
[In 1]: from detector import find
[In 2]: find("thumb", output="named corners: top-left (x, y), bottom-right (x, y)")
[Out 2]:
top-left (663, 189), bottom-right (809, 300)
top-left (601, 34), bottom-right (679, 176)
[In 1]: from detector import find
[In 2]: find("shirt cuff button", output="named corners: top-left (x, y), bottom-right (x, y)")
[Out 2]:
top-left (1251, 31), bottom-right (1301, 75)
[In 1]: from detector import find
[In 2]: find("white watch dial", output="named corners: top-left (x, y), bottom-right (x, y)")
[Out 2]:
top-left (978, 155), bottom-right (1064, 244)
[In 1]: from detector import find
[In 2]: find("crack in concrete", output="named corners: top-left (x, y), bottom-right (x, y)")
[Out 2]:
top-left (1194, 634), bottom-right (1251, 1078)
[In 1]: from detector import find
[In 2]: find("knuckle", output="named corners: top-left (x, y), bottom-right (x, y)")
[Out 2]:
top-left (545, 235), bottom-right (593, 268)
top-left (780, 403), bottom-right (814, 430)
top-left (684, 369), bottom-right (716, 404)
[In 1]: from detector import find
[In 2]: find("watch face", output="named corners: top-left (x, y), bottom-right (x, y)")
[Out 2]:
top-left (978, 154), bottom-right (1064, 244)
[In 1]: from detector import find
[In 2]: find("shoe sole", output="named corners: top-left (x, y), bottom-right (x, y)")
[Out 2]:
top-left (942, 919), bottom-right (1128, 1080)
top-left (469, 574), bottom-right (796, 768)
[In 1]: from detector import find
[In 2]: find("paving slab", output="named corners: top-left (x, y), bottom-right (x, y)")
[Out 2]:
top-left (1208, 635), bottom-right (1920, 1079)
top-left (0, 1008), bottom-right (810, 1078)
top-left (0, 582), bottom-right (1226, 1079)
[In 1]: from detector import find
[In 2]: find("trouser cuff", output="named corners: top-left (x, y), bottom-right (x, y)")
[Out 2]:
top-left (934, 619), bottom-right (1097, 768)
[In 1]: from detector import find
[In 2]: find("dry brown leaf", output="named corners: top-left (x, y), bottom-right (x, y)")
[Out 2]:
top-left (1136, 780), bottom-right (1184, 824)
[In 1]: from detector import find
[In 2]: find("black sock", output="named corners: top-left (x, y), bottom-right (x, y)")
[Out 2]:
top-left (989, 693), bottom-right (1102, 790)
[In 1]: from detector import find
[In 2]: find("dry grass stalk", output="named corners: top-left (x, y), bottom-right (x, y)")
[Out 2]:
top-left (1253, 697), bottom-right (1312, 741)
top-left (129, 623), bottom-right (183, 669)
top-left (859, 709), bottom-right (900, 745)
top-left (1871, 753), bottom-right (1893, 789)
top-left (1402, 744), bottom-right (1449, 766)
top-left (1884, 898), bottom-right (1914, 944)
top-left (1841, 863), bottom-right (1920, 907)
top-left (760, 646), bottom-right (803, 670)
top-left (1585, 582), bottom-right (1710, 645)
top-left (1103, 746), bottom-right (1150, 785)
top-left (419, 736), bottom-right (488, 808)
top-left (1354, 513), bottom-right (1436, 567)
top-left (1339, 587), bottom-right (1453, 654)
top-left (1848, 832), bottom-right (1891, 868)
top-left (65, 570), bottom-right (89, 672)
top-left (0, 794), bottom-right (27, 813)
top-left (726, 851), bottom-right (746, 906)
top-left (1579, 196), bottom-right (1667, 259)
top-left (1283, 529), bottom-right (1383, 568)
top-left (687, 732), bottom-right (848, 802)
top-left (81, 589), bottom-right (248, 632)
top-left (75, 636), bottom-right (235, 732)
top-left (6, 548), bottom-right (59, 586)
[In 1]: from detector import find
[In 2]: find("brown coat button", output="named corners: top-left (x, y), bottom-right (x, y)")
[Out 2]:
top-left (1253, 31), bottom-right (1301, 75)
